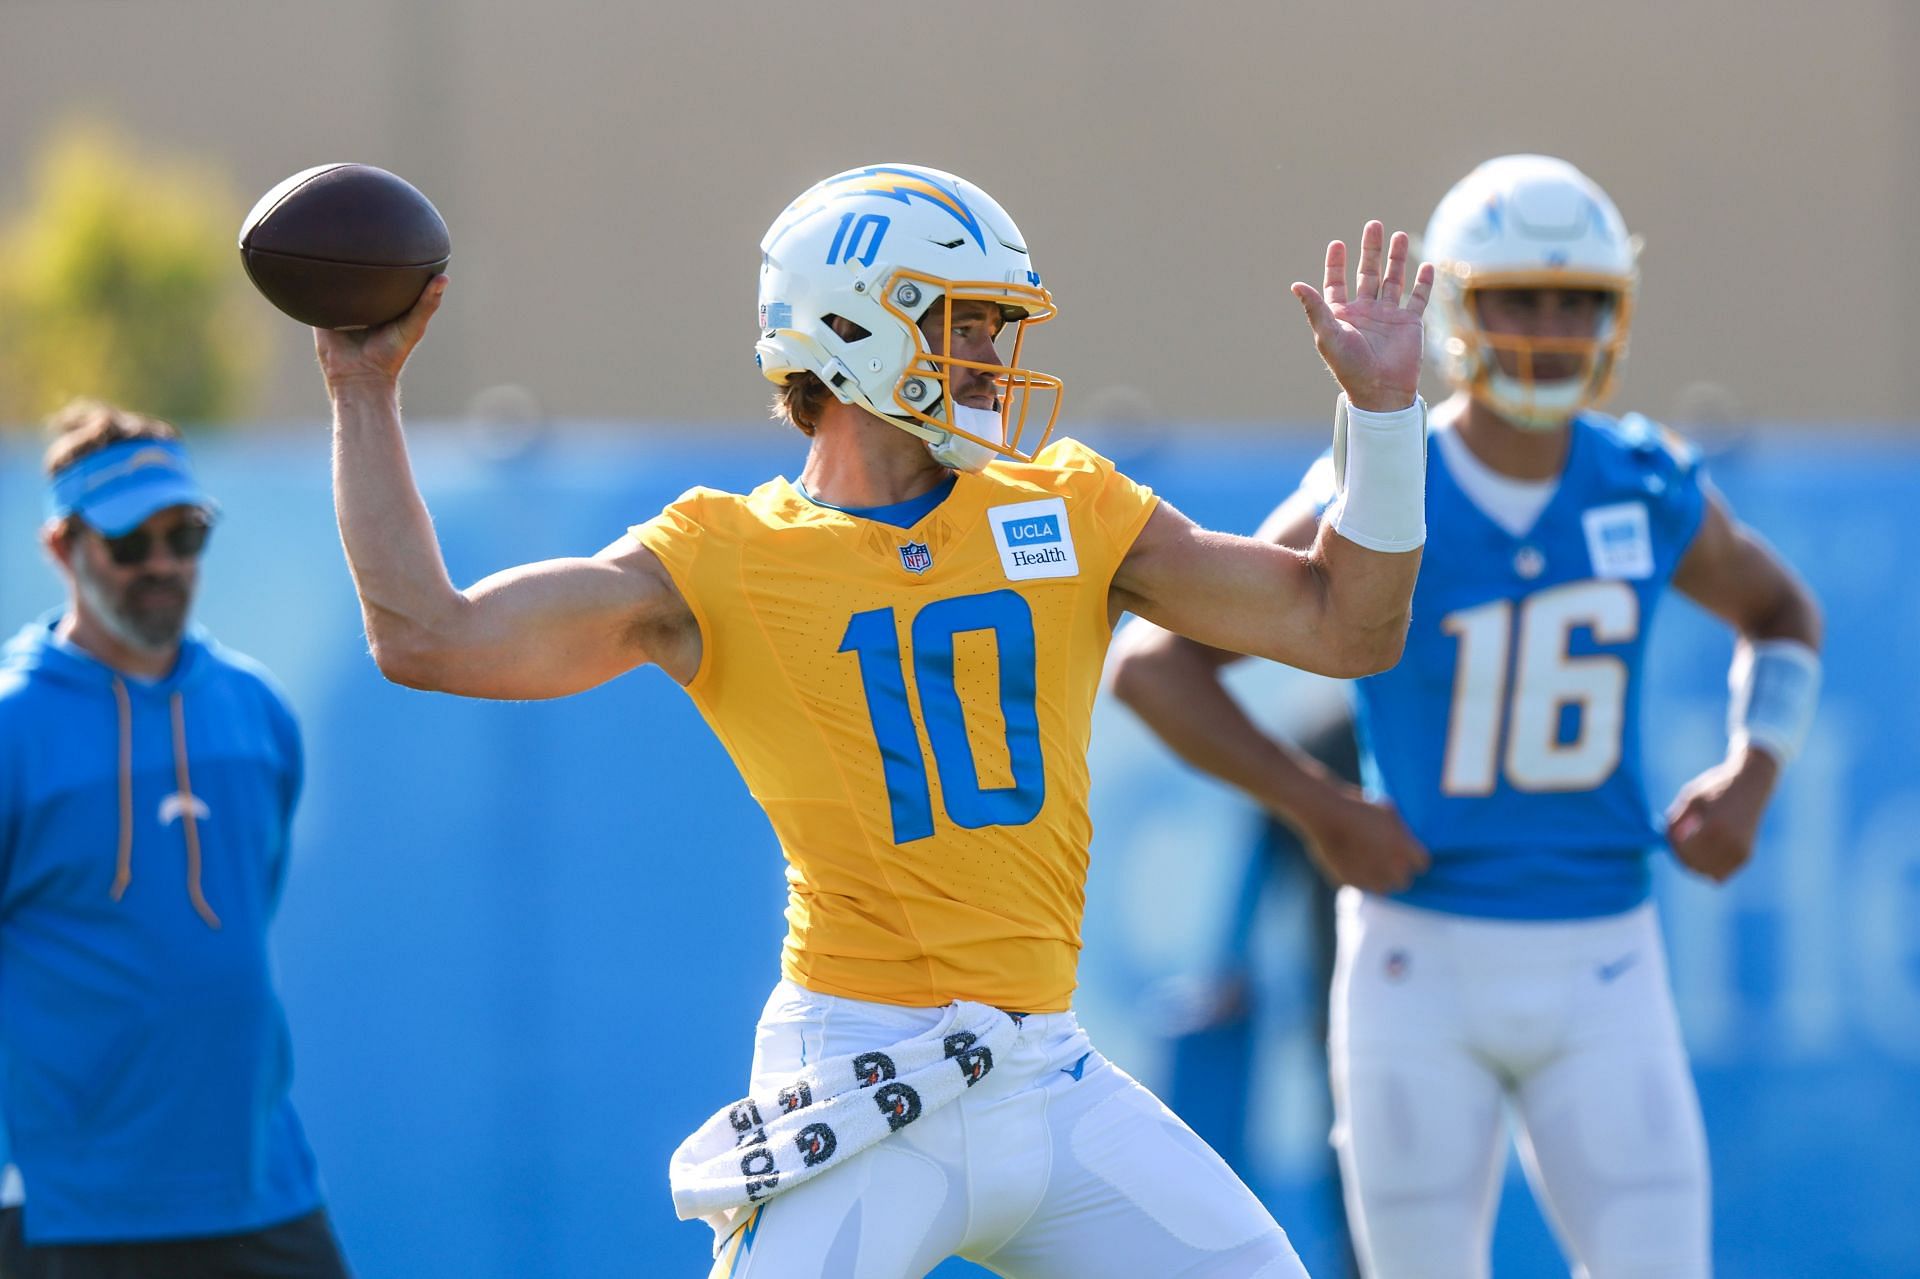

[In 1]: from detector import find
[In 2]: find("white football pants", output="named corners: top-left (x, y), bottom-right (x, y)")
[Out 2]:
top-left (705, 980), bottom-right (1307, 1279)
top-left (1329, 891), bottom-right (1710, 1279)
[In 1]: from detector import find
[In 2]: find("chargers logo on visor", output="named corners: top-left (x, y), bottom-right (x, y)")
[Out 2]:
top-left (45, 438), bottom-right (213, 536)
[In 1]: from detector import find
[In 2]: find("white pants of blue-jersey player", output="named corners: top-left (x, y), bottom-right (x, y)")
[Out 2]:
top-left (706, 980), bottom-right (1307, 1279)
top-left (1329, 891), bottom-right (1711, 1279)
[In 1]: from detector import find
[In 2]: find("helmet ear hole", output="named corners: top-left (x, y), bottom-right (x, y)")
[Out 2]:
top-left (822, 314), bottom-right (873, 343)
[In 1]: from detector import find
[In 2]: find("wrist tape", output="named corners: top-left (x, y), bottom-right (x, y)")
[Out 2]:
top-left (1729, 638), bottom-right (1821, 767)
top-left (1328, 394), bottom-right (1427, 553)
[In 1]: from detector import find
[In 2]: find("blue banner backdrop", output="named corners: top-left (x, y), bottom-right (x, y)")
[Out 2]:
top-left (1, 422), bottom-right (1914, 1277)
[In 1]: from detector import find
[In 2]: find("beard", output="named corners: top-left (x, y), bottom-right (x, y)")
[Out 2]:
top-left (72, 555), bottom-right (193, 652)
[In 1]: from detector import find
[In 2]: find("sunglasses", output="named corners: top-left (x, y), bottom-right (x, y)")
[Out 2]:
top-left (94, 521), bottom-right (213, 567)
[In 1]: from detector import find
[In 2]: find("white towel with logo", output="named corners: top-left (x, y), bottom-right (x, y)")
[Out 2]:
top-left (670, 1000), bottom-right (1013, 1241)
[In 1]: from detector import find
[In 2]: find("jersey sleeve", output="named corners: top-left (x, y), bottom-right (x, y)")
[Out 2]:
top-left (630, 488), bottom-right (713, 580)
top-left (1030, 437), bottom-right (1160, 573)
top-left (1618, 414), bottom-right (1709, 567)
top-left (628, 488), bottom-right (737, 694)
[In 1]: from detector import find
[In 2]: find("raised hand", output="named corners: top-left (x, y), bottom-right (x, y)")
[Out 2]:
top-left (314, 275), bottom-right (449, 395)
top-left (1292, 222), bottom-right (1433, 412)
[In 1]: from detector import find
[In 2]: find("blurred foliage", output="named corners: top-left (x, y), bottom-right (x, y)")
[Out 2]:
top-left (0, 123), bottom-right (262, 430)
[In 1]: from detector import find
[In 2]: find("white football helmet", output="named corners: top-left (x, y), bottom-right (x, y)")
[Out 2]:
top-left (755, 164), bottom-right (1061, 470)
top-left (1423, 155), bottom-right (1641, 428)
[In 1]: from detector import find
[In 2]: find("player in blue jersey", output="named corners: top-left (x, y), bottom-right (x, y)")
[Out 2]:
top-left (1111, 155), bottom-right (1822, 1279)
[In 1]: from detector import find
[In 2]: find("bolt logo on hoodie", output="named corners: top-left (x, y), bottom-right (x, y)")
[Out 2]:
top-left (159, 793), bottom-right (211, 826)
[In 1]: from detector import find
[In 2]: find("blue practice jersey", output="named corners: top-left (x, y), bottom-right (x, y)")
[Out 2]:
top-left (1305, 412), bottom-right (1708, 919)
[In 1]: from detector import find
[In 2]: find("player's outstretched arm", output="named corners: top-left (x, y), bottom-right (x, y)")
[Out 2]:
top-left (1112, 501), bottom-right (1405, 677)
top-left (1107, 497), bottom-right (1430, 893)
top-left (1663, 493), bottom-right (1823, 881)
top-left (1112, 223), bottom-right (1432, 677)
top-left (315, 279), bottom-right (698, 699)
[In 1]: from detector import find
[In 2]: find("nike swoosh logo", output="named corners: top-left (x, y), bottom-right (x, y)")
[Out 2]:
top-left (1596, 954), bottom-right (1639, 983)
top-left (1061, 1052), bottom-right (1091, 1082)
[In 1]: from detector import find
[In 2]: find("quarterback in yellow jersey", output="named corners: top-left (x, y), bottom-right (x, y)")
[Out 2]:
top-left (314, 163), bottom-right (1435, 1278)
top-left (632, 439), bottom-right (1157, 1015)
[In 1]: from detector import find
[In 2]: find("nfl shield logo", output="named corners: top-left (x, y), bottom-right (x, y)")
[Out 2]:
top-left (898, 541), bottom-right (933, 574)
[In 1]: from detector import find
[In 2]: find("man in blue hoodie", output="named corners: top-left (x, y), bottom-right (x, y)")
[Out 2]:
top-left (0, 402), bottom-right (349, 1279)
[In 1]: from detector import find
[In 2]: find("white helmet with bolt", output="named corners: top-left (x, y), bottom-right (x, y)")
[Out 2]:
top-left (755, 163), bottom-right (1062, 470)
top-left (1423, 154), bottom-right (1640, 428)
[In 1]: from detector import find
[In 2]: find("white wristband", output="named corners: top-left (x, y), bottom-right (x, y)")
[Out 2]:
top-left (1328, 393), bottom-right (1427, 553)
top-left (1728, 638), bottom-right (1821, 767)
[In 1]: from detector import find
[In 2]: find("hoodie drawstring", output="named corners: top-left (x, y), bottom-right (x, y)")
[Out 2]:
top-left (110, 677), bottom-right (133, 901)
top-left (107, 676), bottom-right (221, 929)
top-left (170, 692), bottom-right (221, 930)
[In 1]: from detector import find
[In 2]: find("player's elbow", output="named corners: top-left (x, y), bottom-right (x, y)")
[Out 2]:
top-left (1742, 570), bottom-right (1824, 653)
top-left (1302, 619), bottom-right (1408, 679)
top-left (1786, 581), bottom-right (1825, 651)
top-left (1106, 644), bottom-right (1159, 711)
top-left (1354, 625), bottom-right (1410, 676)
top-left (365, 617), bottom-right (464, 692)
top-left (1106, 624), bottom-right (1198, 712)
top-left (367, 633), bottom-right (443, 691)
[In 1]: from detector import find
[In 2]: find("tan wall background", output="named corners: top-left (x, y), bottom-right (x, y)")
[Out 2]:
top-left (2, 0), bottom-right (1914, 428)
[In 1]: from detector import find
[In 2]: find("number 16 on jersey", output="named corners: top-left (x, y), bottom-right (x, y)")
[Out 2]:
top-left (1440, 579), bottom-right (1639, 796)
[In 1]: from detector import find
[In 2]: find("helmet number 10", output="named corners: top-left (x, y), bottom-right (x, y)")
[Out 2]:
top-left (839, 590), bottom-right (1046, 843)
top-left (826, 213), bottom-right (891, 268)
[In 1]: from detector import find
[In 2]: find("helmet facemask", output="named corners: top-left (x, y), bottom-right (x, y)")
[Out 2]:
top-left (877, 269), bottom-right (1062, 470)
top-left (1442, 271), bottom-right (1635, 430)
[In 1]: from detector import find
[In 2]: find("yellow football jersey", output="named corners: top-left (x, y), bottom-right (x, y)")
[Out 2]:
top-left (630, 438), bottom-right (1158, 1013)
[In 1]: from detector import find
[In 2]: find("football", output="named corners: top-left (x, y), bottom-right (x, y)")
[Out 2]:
top-left (238, 163), bottom-right (450, 330)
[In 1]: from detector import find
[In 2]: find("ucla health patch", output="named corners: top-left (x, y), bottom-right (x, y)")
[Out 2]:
top-left (988, 498), bottom-right (1078, 581)
top-left (1581, 501), bottom-right (1654, 579)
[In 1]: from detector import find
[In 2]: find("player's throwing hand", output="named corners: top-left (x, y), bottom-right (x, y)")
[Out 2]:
top-left (1292, 221), bottom-right (1433, 412)
top-left (314, 275), bottom-right (449, 393)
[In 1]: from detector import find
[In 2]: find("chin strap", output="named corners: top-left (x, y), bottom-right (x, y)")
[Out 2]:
top-left (923, 404), bottom-right (1007, 472)
top-left (1480, 369), bottom-right (1591, 430)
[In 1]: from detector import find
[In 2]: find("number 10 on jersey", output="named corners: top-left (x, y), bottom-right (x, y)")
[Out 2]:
top-left (840, 590), bottom-right (1047, 843)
